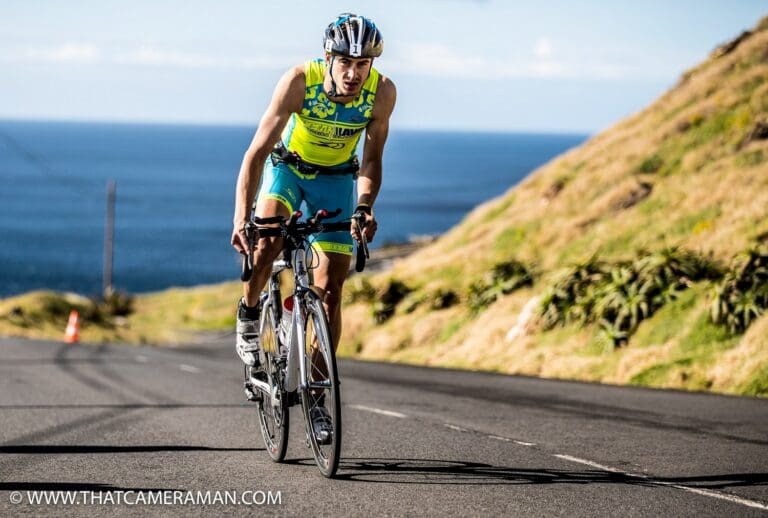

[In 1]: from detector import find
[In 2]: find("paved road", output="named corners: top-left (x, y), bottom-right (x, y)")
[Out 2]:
top-left (1, 337), bottom-right (767, 516)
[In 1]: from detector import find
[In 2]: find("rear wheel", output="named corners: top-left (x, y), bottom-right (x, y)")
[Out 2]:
top-left (300, 292), bottom-right (342, 478)
top-left (254, 301), bottom-right (289, 462)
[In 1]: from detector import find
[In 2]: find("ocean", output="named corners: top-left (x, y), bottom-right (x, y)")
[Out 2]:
top-left (0, 120), bottom-right (586, 297)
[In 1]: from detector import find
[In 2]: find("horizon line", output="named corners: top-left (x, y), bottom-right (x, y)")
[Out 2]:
top-left (0, 115), bottom-right (594, 137)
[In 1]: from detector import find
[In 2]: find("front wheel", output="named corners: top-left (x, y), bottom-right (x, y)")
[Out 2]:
top-left (300, 292), bottom-right (342, 478)
top-left (254, 301), bottom-right (289, 462)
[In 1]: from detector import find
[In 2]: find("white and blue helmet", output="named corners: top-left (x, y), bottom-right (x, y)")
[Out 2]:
top-left (323, 13), bottom-right (383, 58)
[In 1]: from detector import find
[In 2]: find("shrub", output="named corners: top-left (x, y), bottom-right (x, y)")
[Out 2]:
top-left (468, 259), bottom-right (533, 313)
top-left (594, 248), bottom-right (722, 346)
top-left (429, 289), bottom-right (459, 310)
top-left (539, 256), bottom-right (609, 329)
top-left (540, 248), bottom-right (723, 346)
top-left (343, 275), bottom-right (376, 304)
top-left (710, 248), bottom-right (768, 333)
top-left (638, 154), bottom-right (664, 174)
top-left (372, 279), bottom-right (412, 324)
top-left (102, 291), bottom-right (134, 317)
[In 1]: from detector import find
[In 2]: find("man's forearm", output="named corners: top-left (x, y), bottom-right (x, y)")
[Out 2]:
top-left (233, 152), bottom-right (268, 224)
top-left (357, 160), bottom-right (382, 208)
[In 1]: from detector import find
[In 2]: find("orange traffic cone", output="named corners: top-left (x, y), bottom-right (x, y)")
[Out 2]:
top-left (64, 310), bottom-right (80, 343)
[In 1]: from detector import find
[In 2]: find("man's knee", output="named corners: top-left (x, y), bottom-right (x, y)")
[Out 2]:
top-left (317, 277), bottom-right (346, 309)
top-left (253, 237), bottom-right (283, 267)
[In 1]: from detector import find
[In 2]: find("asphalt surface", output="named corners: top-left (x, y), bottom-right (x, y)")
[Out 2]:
top-left (1, 336), bottom-right (767, 516)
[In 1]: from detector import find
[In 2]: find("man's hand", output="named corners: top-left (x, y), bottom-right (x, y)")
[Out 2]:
top-left (351, 207), bottom-right (377, 243)
top-left (231, 221), bottom-right (255, 255)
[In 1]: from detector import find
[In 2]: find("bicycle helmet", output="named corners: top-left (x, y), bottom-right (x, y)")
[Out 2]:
top-left (323, 13), bottom-right (383, 58)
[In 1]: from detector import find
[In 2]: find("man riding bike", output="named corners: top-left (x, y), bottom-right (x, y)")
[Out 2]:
top-left (230, 14), bottom-right (396, 440)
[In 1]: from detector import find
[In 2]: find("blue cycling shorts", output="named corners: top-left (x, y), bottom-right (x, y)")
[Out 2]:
top-left (256, 161), bottom-right (354, 255)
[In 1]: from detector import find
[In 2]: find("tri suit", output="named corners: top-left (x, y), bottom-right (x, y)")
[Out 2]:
top-left (257, 58), bottom-right (380, 255)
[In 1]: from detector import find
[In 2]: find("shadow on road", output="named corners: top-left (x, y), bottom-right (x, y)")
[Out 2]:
top-left (0, 482), bottom-right (180, 492)
top-left (288, 457), bottom-right (768, 488)
top-left (0, 445), bottom-right (263, 454)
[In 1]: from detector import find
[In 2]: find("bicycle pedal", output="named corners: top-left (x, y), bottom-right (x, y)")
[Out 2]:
top-left (243, 383), bottom-right (261, 402)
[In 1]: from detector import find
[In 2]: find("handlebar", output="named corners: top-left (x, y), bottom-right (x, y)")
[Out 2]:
top-left (239, 208), bottom-right (369, 281)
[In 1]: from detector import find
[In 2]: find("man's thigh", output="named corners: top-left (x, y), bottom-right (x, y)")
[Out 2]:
top-left (312, 251), bottom-right (352, 292)
top-left (303, 174), bottom-right (355, 256)
top-left (256, 162), bottom-right (303, 216)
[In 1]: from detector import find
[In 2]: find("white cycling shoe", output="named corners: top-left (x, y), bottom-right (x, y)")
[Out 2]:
top-left (236, 299), bottom-right (260, 367)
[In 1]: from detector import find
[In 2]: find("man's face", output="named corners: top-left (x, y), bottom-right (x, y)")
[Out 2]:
top-left (326, 55), bottom-right (372, 97)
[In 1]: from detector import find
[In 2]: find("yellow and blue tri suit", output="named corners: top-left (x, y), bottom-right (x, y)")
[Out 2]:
top-left (258, 58), bottom-right (380, 255)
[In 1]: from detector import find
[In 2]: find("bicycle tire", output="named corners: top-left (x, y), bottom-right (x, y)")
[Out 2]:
top-left (254, 300), bottom-right (289, 462)
top-left (300, 291), bottom-right (342, 478)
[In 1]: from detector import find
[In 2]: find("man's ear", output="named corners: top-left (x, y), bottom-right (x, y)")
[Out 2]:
top-left (324, 53), bottom-right (332, 65)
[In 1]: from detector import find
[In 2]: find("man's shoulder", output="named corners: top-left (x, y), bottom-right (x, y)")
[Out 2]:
top-left (374, 73), bottom-right (396, 105)
top-left (276, 65), bottom-right (308, 97)
top-left (284, 64), bottom-right (307, 83)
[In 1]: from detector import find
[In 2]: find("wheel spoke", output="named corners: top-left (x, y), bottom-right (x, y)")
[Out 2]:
top-left (251, 303), bottom-right (289, 462)
top-left (300, 295), bottom-right (341, 477)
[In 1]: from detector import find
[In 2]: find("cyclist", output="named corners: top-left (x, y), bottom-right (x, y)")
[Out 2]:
top-left (230, 14), bottom-right (396, 439)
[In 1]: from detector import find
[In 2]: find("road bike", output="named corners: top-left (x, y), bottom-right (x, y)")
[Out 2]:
top-left (239, 208), bottom-right (368, 478)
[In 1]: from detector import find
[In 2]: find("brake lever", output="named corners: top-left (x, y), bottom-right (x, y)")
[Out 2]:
top-left (240, 222), bottom-right (256, 281)
top-left (352, 213), bottom-right (370, 273)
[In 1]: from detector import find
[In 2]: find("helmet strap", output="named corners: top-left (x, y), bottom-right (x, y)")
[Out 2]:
top-left (327, 55), bottom-right (338, 98)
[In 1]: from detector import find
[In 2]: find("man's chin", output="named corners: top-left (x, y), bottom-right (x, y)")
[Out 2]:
top-left (339, 85), bottom-right (362, 97)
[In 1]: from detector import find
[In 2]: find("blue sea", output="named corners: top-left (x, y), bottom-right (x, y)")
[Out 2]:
top-left (0, 120), bottom-right (586, 297)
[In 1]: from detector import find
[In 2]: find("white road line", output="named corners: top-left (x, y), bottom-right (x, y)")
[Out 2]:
top-left (488, 435), bottom-right (511, 442)
top-left (349, 405), bottom-right (407, 419)
top-left (554, 454), bottom-right (625, 473)
top-left (662, 484), bottom-right (768, 511)
top-left (555, 454), bottom-right (768, 511)
top-left (134, 355), bottom-right (148, 363)
top-left (513, 440), bottom-right (537, 447)
top-left (179, 364), bottom-right (200, 374)
top-left (443, 424), bottom-right (468, 432)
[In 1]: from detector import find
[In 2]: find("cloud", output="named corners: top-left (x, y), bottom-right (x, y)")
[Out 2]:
top-left (534, 37), bottom-right (553, 59)
top-left (386, 41), bottom-right (656, 81)
top-left (22, 44), bottom-right (102, 64)
top-left (113, 46), bottom-right (290, 70)
top-left (1, 42), bottom-right (293, 70)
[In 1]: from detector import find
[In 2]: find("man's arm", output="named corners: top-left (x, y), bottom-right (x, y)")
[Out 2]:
top-left (231, 66), bottom-right (304, 254)
top-left (355, 75), bottom-right (396, 242)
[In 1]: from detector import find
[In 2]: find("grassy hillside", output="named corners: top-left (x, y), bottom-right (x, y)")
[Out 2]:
top-left (337, 18), bottom-right (768, 396)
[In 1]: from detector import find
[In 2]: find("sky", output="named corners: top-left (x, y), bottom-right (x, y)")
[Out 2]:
top-left (0, 1), bottom-right (765, 133)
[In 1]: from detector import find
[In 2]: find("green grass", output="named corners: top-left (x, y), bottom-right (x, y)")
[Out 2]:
top-left (735, 149), bottom-right (764, 168)
top-left (680, 312), bottom-right (738, 352)
top-left (638, 154), bottom-right (664, 174)
top-left (484, 194), bottom-right (516, 222)
top-left (438, 315), bottom-right (469, 343)
top-left (629, 358), bottom-right (694, 386)
top-left (494, 226), bottom-right (528, 255)
top-left (632, 288), bottom-right (700, 347)
top-left (637, 196), bottom-right (669, 217)
top-left (670, 206), bottom-right (722, 237)
top-left (739, 364), bottom-right (768, 396)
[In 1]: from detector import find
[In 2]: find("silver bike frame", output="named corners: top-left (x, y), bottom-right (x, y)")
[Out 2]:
top-left (248, 247), bottom-right (312, 406)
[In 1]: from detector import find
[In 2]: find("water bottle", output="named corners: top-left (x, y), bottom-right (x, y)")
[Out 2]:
top-left (279, 296), bottom-right (293, 350)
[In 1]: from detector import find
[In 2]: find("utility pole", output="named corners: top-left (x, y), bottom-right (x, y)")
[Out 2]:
top-left (103, 180), bottom-right (116, 299)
